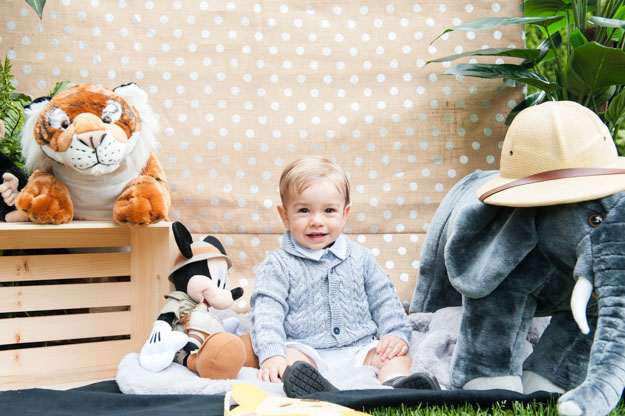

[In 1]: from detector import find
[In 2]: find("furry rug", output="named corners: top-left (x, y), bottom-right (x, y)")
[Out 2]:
top-left (116, 306), bottom-right (549, 395)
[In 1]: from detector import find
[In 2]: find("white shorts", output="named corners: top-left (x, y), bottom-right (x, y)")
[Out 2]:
top-left (286, 338), bottom-right (379, 373)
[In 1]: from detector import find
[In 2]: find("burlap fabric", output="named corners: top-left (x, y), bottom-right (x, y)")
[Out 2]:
top-left (1, 1), bottom-right (524, 312)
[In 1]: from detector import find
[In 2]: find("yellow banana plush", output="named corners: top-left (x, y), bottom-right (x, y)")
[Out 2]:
top-left (224, 383), bottom-right (371, 416)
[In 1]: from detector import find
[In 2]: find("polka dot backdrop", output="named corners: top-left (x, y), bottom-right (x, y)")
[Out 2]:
top-left (1, 0), bottom-right (525, 312)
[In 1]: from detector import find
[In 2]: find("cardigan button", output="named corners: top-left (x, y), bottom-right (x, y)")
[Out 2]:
top-left (333, 327), bottom-right (340, 335)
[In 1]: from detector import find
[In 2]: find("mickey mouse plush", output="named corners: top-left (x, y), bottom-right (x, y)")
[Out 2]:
top-left (139, 221), bottom-right (258, 379)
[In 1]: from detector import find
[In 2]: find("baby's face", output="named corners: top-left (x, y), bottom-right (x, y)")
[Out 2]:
top-left (278, 181), bottom-right (350, 250)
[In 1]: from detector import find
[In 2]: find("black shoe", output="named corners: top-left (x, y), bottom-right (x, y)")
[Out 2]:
top-left (282, 361), bottom-right (339, 398)
top-left (385, 373), bottom-right (441, 390)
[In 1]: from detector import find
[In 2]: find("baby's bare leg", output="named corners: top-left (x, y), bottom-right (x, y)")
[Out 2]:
top-left (286, 348), bottom-right (318, 368)
top-left (365, 348), bottom-right (440, 389)
top-left (364, 348), bottom-right (411, 382)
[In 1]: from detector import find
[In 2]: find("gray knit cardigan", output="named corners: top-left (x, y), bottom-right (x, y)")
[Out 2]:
top-left (250, 231), bottom-right (412, 365)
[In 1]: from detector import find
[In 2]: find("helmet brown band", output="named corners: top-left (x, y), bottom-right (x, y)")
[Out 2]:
top-left (479, 168), bottom-right (625, 202)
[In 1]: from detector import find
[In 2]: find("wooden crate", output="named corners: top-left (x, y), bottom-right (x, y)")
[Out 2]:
top-left (0, 221), bottom-right (172, 390)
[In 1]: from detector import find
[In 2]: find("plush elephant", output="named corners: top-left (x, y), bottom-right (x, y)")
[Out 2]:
top-left (409, 100), bottom-right (625, 416)
top-left (409, 168), bottom-right (625, 415)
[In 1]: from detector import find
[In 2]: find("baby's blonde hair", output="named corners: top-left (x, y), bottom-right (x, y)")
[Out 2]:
top-left (279, 155), bottom-right (350, 207)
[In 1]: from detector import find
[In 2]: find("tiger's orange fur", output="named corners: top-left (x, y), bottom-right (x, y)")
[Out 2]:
top-left (16, 83), bottom-right (170, 226)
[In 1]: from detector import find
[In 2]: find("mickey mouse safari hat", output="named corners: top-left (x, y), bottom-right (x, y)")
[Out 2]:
top-left (477, 100), bottom-right (625, 207)
top-left (168, 239), bottom-right (232, 282)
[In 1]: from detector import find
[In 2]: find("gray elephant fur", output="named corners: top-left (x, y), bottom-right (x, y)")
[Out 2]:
top-left (410, 170), bottom-right (625, 416)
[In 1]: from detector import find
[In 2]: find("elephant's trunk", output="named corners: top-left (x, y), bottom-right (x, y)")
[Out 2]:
top-left (558, 212), bottom-right (625, 416)
top-left (559, 282), bottom-right (625, 415)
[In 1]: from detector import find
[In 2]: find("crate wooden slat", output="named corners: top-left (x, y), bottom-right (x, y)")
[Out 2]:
top-left (0, 340), bottom-right (131, 390)
top-left (0, 311), bottom-right (132, 345)
top-left (0, 282), bottom-right (132, 313)
top-left (0, 221), bottom-right (172, 390)
top-left (0, 252), bottom-right (131, 282)
top-left (0, 221), bottom-right (131, 249)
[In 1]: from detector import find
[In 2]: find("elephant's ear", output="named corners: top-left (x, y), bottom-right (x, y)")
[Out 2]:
top-left (445, 187), bottom-right (538, 299)
top-left (410, 171), bottom-right (539, 313)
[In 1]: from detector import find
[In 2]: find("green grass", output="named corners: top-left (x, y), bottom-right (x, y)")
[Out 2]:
top-left (369, 401), bottom-right (556, 416)
top-left (368, 399), bottom-right (625, 415)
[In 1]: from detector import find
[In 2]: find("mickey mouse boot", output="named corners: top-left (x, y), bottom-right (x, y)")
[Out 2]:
top-left (186, 332), bottom-right (247, 379)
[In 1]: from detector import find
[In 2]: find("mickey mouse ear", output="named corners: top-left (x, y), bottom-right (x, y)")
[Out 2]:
top-left (202, 235), bottom-right (228, 256)
top-left (172, 221), bottom-right (193, 259)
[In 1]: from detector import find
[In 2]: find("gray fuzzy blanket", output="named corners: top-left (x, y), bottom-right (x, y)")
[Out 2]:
top-left (116, 307), bottom-right (549, 395)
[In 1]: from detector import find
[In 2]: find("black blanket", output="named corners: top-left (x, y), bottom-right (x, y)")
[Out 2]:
top-left (0, 381), bottom-right (557, 416)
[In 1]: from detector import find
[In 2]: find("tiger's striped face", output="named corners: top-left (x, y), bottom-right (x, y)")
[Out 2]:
top-left (32, 84), bottom-right (142, 175)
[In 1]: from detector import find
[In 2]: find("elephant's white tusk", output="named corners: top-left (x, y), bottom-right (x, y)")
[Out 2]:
top-left (571, 278), bottom-right (593, 335)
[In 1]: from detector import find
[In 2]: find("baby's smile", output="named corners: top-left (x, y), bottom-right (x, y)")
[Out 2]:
top-left (307, 232), bottom-right (327, 239)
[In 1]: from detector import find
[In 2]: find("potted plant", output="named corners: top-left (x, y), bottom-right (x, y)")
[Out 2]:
top-left (428, 0), bottom-right (625, 154)
top-left (0, 57), bottom-right (33, 168)
top-left (0, 56), bottom-right (68, 168)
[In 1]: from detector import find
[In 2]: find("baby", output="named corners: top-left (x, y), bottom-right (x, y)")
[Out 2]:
top-left (250, 155), bottom-right (438, 397)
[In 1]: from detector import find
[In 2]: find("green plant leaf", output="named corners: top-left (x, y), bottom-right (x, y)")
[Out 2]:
top-left (25, 0), bottom-right (46, 20)
top-left (590, 16), bottom-right (625, 30)
top-left (590, 16), bottom-right (625, 44)
top-left (605, 89), bottom-right (625, 126)
top-left (615, 128), bottom-right (625, 156)
top-left (431, 16), bottom-right (564, 43)
top-left (615, 5), bottom-right (625, 21)
top-left (524, 0), bottom-right (574, 35)
top-left (11, 92), bottom-right (32, 107)
top-left (444, 63), bottom-right (561, 92)
top-left (48, 80), bottom-right (71, 97)
top-left (427, 48), bottom-right (542, 64)
top-left (569, 28), bottom-right (588, 48)
top-left (530, 31), bottom-right (563, 65)
top-left (564, 42), bottom-right (625, 97)
top-left (593, 85), bottom-right (617, 110)
top-left (524, 0), bottom-right (572, 16)
top-left (2, 106), bottom-right (24, 138)
top-left (505, 90), bottom-right (548, 125)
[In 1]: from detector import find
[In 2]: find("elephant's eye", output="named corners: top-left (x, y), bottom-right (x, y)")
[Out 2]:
top-left (588, 214), bottom-right (604, 227)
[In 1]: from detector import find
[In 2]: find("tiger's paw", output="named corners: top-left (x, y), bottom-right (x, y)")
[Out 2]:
top-left (113, 177), bottom-right (168, 226)
top-left (16, 178), bottom-right (74, 224)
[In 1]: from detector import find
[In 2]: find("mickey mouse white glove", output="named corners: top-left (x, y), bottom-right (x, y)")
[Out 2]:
top-left (0, 172), bottom-right (20, 206)
top-left (138, 320), bottom-right (189, 372)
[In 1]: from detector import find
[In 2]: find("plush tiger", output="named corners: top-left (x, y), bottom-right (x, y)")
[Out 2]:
top-left (16, 83), bottom-right (170, 225)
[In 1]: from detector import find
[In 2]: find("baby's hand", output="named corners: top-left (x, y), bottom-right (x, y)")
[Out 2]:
top-left (257, 355), bottom-right (288, 383)
top-left (376, 335), bottom-right (408, 362)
